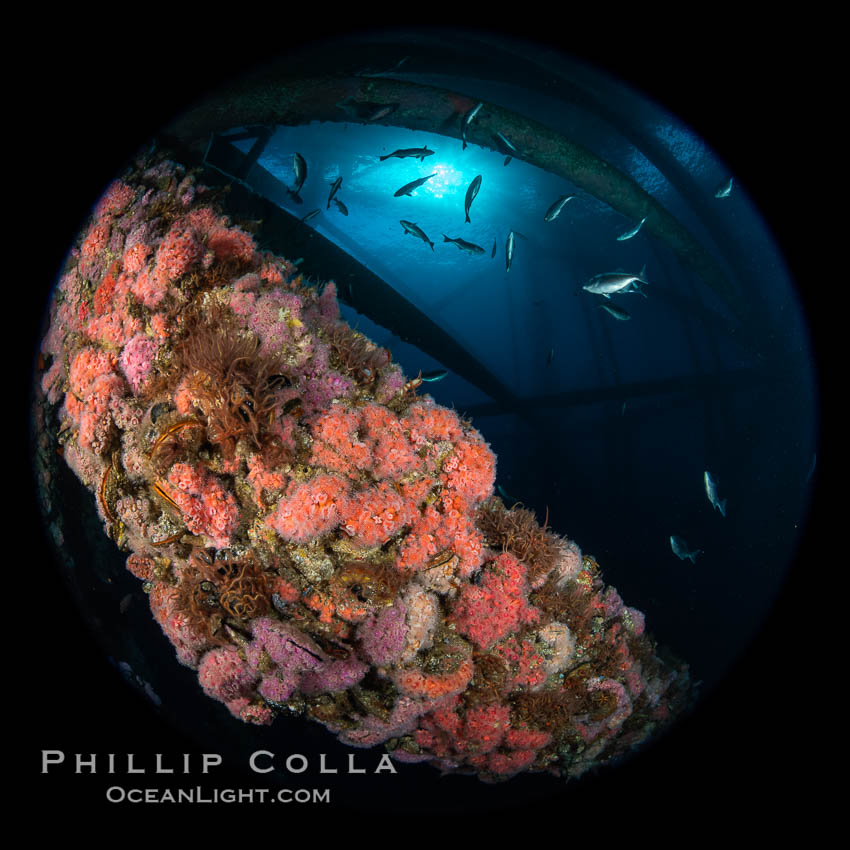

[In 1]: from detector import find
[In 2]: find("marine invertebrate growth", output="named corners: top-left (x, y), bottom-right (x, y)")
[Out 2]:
top-left (37, 155), bottom-right (691, 782)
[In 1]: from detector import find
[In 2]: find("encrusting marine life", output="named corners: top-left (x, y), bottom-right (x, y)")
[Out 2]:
top-left (36, 155), bottom-right (692, 783)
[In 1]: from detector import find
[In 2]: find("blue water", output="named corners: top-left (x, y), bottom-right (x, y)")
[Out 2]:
top-left (215, 91), bottom-right (817, 698)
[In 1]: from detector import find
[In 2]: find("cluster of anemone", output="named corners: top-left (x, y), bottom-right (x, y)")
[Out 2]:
top-left (37, 155), bottom-right (691, 783)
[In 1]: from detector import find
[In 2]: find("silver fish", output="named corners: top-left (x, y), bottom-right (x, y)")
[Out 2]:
top-left (327, 176), bottom-right (342, 209)
top-left (400, 220), bottom-right (434, 250)
top-left (421, 369), bottom-right (448, 382)
top-left (670, 535), bottom-right (703, 564)
top-left (465, 175), bottom-right (482, 223)
top-left (380, 147), bottom-right (434, 162)
top-left (544, 195), bottom-right (575, 222)
top-left (461, 102), bottom-right (484, 149)
top-left (291, 153), bottom-right (307, 202)
top-left (806, 453), bottom-right (817, 484)
top-left (443, 234), bottom-right (485, 255)
top-left (492, 132), bottom-right (518, 165)
top-left (394, 173), bottom-right (437, 197)
top-left (583, 266), bottom-right (649, 298)
top-left (332, 198), bottom-right (349, 216)
top-left (355, 56), bottom-right (409, 77)
top-left (505, 230), bottom-right (516, 272)
top-left (367, 103), bottom-right (400, 122)
top-left (337, 97), bottom-right (400, 121)
top-left (617, 216), bottom-right (647, 241)
top-left (715, 177), bottom-right (734, 199)
top-left (497, 484), bottom-right (519, 504)
top-left (300, 208), bottom-right (320, 225)
top-left (704, 471), bottom-right (727, 516)
top-left (491, 237), bottom-right (497, 259)
top-left (599, 302), bottom-right (631, 321)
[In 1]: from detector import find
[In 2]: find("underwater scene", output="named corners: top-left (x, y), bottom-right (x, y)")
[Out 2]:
top-left (27, 28), bottom-right (819, 817)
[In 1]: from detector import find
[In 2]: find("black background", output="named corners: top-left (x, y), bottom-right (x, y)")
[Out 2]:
top-left (18, 11), bottom-right (825, 836)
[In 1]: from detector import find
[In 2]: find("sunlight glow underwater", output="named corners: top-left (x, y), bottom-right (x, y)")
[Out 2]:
top-left (225, 120), bottom-right (751, 405)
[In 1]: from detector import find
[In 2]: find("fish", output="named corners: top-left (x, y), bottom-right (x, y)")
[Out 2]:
top-left (670, 535), bottom-right (703, 564)
top-left (599, 302), bottom-right (631, 321)
top-left (332, 198), bottom-right (349, 216)
top-left (546, 348), bottom-right (555, 367)
top-left (491, 237), bottom-right (497, 259)
top-left (394, 173), bottom-right (437, 197)
top-left (327, 176), bottom-right (342, 209)
top-left (618, 283), bottom-right (649, 299)
top-left (291, 153), bottom-right (307, 202)
top-left (617, 216), bottom-right (647, 241)
top-left (704, 471), bottom-right (727, 516)
top-left (355, 56), bottom-right (409, 77)
top-left (299, 208), bottom-right (320, 226)
top-left (806, 453), bottom-right (817, 484)
top-left (400, 220), bottom-right (434, 250)
top-left (443, 234), bottom-right (485, 255)
top-left (337, 97), bottom-right (400, 121)
top-left (461, 102), bottom-right (483, 149)
top-left (366, 103), bottom-right (400, 122)
top-left (421, 369), bottom-right (448, 382)
top-left (380, 147), bottom-right (434, 162)
top-left (544, 195), bottom-right (575, 222)
top-left (497, 484), bottom-right (520, 505)
top-left (583, 266), bottom-right (649, 298)
top-left (505, 230), bottom-right (516, 272)
top-left (492, 132), bottom-right (518, 165)
top-left (715, 177), bottom-right (734, 198)
top-left (464, 174), bottom-right (482, 223)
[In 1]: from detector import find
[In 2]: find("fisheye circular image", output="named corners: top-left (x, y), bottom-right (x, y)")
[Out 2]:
top-left (27, 26), bottom-right (819, 817)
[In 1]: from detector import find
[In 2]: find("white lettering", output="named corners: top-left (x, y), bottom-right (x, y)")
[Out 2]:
top-left (375, 753), bottom-right (398, 774)
top-left (75, 754), bottom-right (97, 774)
top-left (41, 750), bottom-right (64, 772)
top-left (127, 754), bottom-right (144, 774)
top-left (285, 754), bottom-right (308, 774)
top-left (155, 754), bottom-right (173, 774)
top-left (250, 750), bottom-right (274, 773)
top-left (202, 753), bottom-right (222, 773)
top-left (348, 753), bottom-right (366, 774)
top-left (319, 754), bottom-right (337, 774)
